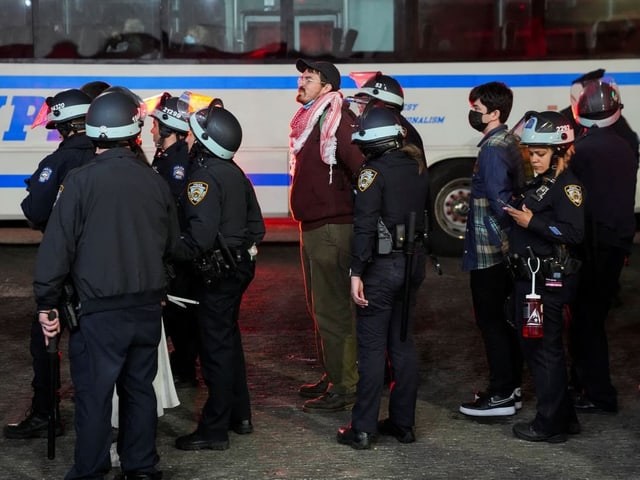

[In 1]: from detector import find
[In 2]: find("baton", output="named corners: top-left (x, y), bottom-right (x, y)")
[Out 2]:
top-left (46, 310), bottom-right (59, 460)
top-left (401, 212), bottom-right (416, 342)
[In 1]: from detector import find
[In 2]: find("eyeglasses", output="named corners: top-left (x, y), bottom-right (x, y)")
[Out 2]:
top-left (297, 75), bottom-right (325, 85)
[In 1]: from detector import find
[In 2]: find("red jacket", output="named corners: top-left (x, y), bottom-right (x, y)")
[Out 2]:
top-left (289, 102), bottom-right (365, 231)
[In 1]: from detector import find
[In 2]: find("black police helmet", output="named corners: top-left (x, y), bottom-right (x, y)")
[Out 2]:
top-left (150, 93), bottom-right (190, 134)
top-left (80, 80), bottom-right (111, 100)
top-left (45, 89), bottom-right (92, 129)
top-left (189, 100), bottom-right (242, 159)
top-left (357, 73), bottom-right (404, 110)
top-left (85, 89), bottom-right (143, 141)
top-left (576, 78), bottom-right (622, 128)
top-left (352, 103), bottom-right (405, 157)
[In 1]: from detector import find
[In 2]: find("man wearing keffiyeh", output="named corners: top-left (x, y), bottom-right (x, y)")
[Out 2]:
top-left (289, 59), bottom-right (365, 413)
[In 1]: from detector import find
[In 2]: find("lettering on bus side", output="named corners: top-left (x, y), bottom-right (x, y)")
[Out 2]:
top-left (406, 116), bottom-right (446, 124)
top-left (0, 96), bottom-right (56, 142)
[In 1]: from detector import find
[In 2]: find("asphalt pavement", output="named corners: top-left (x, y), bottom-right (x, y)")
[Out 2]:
top-left (0, 228), bottom-right (639, 480)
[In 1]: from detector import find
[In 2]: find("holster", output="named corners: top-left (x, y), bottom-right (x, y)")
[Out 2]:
top-left (193, 248), bottom-right (236, 286)
top-left (59, 282), bottom-right (79, 331)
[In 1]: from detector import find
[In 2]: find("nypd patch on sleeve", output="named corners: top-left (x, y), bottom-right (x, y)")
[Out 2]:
top-left (357, 168), bottom-right (378, 192)
top-left (564, 184), bottom-right (583, 207)
top-left (172, 165), bottom-right (186, 181)
top-left (188, 181), bottom-right (208, 205)
top-left (38, 167), bottom-right (53, 183)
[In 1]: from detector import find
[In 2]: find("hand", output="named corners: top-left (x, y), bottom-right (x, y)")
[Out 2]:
top-left (504, 203), bottom-right (533, 228)
top-left (39, 309), bottom-right (61, 346)
top-left (350, 276), bottom-right (368, 308)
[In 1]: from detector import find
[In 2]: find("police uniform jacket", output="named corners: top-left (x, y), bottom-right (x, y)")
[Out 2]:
top-left (570, 126), bottom-right (637, 250)
top-left (174, 153), bottom-right (265, 260)
top-left (21, 133), bottom-right (95, 231)
top-left (34, 147), bottom-right (178, 314)
top-left (152, 139), bottom-right (190, 203)
top-left (509, 168), bottom-right (584, 258)
top-left (351, 149), bottom-right (429, 276)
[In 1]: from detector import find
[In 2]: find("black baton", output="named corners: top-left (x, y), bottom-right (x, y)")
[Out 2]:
top-left (46, 310), bottom-right (59, 460)
top-left (401, 212), bottom-right (416, 342)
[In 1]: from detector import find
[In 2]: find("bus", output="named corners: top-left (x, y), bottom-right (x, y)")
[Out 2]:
top-left (0, 0), bottom-right (638, 256)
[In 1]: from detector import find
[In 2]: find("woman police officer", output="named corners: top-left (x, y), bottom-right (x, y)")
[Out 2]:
top-left (504, 111), bottom-right (584, 443)
top-left (337, 103), bottom-right (429, 449)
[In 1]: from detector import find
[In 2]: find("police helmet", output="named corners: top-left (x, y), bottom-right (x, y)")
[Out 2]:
top-left (575, 77), bottom-right (622, 128)
top-left (352, 104), bottom-right (405, 157)
top-left (356, 73), bottom-right (404, 110)
top-left (150, 92), bottom-right (190, 134)
top-left (85, 89), bottom-right (144, 141)
top-left (189, 100), bottom-right (242, 159)
top-left (45, 89), bottom-right (92, 129)
top-left (520, 111), bottom-right (574, 149)
top-left (80, 80), bottom-right (111, 100)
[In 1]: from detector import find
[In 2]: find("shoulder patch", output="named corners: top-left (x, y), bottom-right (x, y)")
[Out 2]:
top-left (187, 181), bottom-right (208, 205)
top-left (357, 168), bottom-right (378, 192)
top-left (564, 184), bottom-right (583, 207)
top-left (172, 165), bottom-right (186, 181)
top-left (38, 167), bottom-right (53, 183)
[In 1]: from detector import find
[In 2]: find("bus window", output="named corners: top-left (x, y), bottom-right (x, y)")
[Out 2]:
top-left (0, 0), bottom-right (33, 58)
top-left (163, 0), bottom-right (228, 58)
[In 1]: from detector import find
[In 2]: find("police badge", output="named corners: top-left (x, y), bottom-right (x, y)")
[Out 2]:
top-left (564, 184), bottom-right (583, 207)
top-left (188, 181), bottom-right (208, 205)
top-left (357, 168), bottom-right (378, 192)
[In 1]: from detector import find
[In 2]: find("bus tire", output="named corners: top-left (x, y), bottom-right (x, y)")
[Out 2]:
top-left (428, 158), bottom-right (474, 257)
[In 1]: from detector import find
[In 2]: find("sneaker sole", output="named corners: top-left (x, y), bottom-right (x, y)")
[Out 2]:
top-left (459, 405), bottom-right (516, 417)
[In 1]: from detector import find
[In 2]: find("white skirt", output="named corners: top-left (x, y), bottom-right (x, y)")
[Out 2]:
top-left (111, 321), bottom-right (180, 428)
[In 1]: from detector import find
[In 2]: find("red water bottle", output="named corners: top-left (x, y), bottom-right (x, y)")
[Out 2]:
top-left (523, 252), bottom-right (543, 338)
top-left (522, 292), bottom-right (543, 338)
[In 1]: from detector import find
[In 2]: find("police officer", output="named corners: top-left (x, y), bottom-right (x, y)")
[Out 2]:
top-left (337, 105), bottom-right (429, 450)
top-left (567, 76), bottom-right (637, 414)
top-left (20, 89), bottom-right (95, 230)
top-left (33, 87), bottom-right (177, 479)
top-left (150, 92), bottom-right (191, 200)
top-left (348, 72), bottom-right (424, 153)
top-left (505, 111), bottom-right (584, 443)
top-left (173, 101), bottom-right (265, 451)
top-left (4, 88), bottom-right (94, 440)
top-left (563, 69), bottom-right (639, 162)
top-left (149, 92), bottom-right (200, 387)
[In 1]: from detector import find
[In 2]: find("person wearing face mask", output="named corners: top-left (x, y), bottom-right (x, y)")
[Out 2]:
top-left (289, 59), bottom-right (365, 413)
top-left (459, 81), bottom-right (526, 417)
top-left (505, 111), bottom-right (584, 443)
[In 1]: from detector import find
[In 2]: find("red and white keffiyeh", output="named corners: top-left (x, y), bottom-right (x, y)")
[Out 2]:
top-left (289, 91), bottom-right (344, 184)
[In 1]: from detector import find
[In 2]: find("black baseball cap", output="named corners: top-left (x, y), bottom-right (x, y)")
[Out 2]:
top-left (296, 59), bottom-right (341, 91)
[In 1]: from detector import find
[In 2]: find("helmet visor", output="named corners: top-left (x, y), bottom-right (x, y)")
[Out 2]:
top-left (31, 99), bottom-right (51, 129)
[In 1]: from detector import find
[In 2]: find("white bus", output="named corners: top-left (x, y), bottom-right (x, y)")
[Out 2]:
top-left (0, 0), bottom-right (638, 255)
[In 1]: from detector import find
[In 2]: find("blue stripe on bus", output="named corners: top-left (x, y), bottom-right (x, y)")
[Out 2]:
top-left (1, 72), bottom-right (639, 90)
top-left (0, 173), bottom-right (290, 188)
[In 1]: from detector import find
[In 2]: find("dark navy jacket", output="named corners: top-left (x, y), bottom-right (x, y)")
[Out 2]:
top-left (21, 133), bottom-right (95, 231)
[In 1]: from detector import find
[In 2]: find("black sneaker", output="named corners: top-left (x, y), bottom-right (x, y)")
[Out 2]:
top-left (4, 409), bottom-right (64, 439)
top-left (459, 392), bottom-right (516, 417)
top-left (302, 392), bottom-right (356, 413)
top-left (473, 387), bottom-right (522, 410)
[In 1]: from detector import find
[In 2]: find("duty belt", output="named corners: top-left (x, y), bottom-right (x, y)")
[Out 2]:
top-left (505, 253), bottom-right (581, 281)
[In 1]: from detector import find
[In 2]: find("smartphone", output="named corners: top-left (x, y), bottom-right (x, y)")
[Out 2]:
top-left (498, 198), bottom-right (515, 209)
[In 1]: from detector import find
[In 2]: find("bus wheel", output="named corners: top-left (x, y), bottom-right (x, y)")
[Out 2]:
top-left (428, 159), bottom-right (473, 257)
